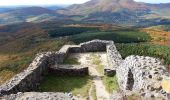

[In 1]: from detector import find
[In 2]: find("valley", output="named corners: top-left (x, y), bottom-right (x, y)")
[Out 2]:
top-left (0, 22), bottom-right (170, 86)
top-left (0, 0), bottom-right (170, 99)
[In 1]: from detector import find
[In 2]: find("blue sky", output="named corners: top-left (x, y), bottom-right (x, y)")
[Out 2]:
top-left (0, 0), bottom-right (169, 6)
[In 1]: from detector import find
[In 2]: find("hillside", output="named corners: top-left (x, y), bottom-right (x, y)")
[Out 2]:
top-left (0, 7), bottom-right (66, 25)
top-left (0, 22), bottom-right (170, 91)
top-left (140, 26), bottom-right (170, 45)
top-left (0, 22), bottom-right (73, 85)
top-left (57, 0), bottom-right (170, 26)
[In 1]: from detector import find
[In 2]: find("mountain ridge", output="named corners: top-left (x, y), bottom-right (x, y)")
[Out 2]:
top-left (0, 6), bottom-right (66, 25)
top-left (57, 0), bottom-right (170, 15)
top-left (56, 0), bottom-right (170, 26)
top-left (0, 0), bottom-right (170, 26)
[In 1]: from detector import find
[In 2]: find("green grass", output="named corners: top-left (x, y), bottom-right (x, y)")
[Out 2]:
top-left (103, 76), bottom-right (119, 93)
top-left (38, 74), bottom-right (92, 97)
top-left (91, 84), bottom-right (97, 100)
top-left (48, 27), bottom-right (99, 38)
top-left (116, 43), bottom-right (170, 65)
top-left (71, 30), bottom-right (150, 44)
top-left (63, 57), bottom-right (80, 65)
top-left (116, 43), bottom-right (170, 72)
top-left (91, 54), bottom-right (104, 75)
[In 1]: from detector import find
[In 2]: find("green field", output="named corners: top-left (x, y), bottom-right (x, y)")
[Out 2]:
top-left (71, 30), bottom-right (150, 44)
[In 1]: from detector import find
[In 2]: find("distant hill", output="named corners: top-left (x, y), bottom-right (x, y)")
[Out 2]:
top-left (57, 0), bottom-right (170, 26)
top-left (0, 0), bottom-right (170, 26)
top-left (0, 7), bottom-right (66, 25)
top-left (44, 5), bottom-right (69, 10)
top-left (0, 8), bottom-right (13, 13)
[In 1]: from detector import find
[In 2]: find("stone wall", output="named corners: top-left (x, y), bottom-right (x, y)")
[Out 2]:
top-left (68, 39), bottom-right (113, 53)
top-left (104, 43), bottom-right (123, 76)
top-left (1, 39), bottom-right (169, 99)
top-left (0, 39), bottom-right (114, 96)
top-left (49, 65), bottom-right (88, 76)
top-left (1, 92), bottom-right (73, 100)
top-left (0, 52), bottom-right (66, 95)
top-left (116, 55), bottom-right (170, 99)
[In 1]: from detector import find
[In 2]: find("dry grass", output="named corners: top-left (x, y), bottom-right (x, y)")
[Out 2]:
top-left (0, 70), bottom-right (15, 85)
top-left (140, 28), bottom-right (170, 45)
top-left (91, 84), bottom-right (97, 100)
top-left (0, 55), bottom-right (10, 63)
top-left (63, 24), bottom-right (123, 31)
top-left (126, 93), bottom-right (142, 100)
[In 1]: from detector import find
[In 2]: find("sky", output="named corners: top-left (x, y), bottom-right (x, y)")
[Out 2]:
top-left (0, 0), bottom-right (170, 6)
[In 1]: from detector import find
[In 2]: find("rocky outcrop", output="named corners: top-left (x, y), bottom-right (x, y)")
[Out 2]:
top-left (116, 55), bottom-right (170, 99)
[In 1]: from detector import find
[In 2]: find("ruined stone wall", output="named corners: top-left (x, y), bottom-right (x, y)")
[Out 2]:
top-left (116, 55), bottom-right (170, 99)
top-left (49, 66), bottom-right (88, 76)
top-left (58, 39), bottom-right (121, 76)
top-left (0, 52), bottom-right (66, 95)
top-left (1, 39), bottom-right (169, 99)
top-left (103, 42), bottom-right (123, 76)
top-left (68, 39), bottom-right (113, 53)
top-left (0, 39), bottom-right (113, 96)
top-left (1, 92), bottom-right (73, 100)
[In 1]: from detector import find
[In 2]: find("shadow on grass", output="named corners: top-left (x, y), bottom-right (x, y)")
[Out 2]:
top-left (37, 73), bottom-right (92, 97)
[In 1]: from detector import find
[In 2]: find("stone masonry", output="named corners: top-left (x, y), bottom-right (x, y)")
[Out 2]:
top-left (117, 55), bottom-right (170, 99)
top-left (0, 39), bottom-right (170, 99)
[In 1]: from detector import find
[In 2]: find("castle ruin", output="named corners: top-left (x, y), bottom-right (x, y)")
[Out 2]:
top-left (0, 40), bottom-right (170, 100)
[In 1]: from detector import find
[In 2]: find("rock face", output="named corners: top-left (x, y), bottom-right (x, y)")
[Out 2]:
top-left (116, 55), bottom-right (170, 99)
